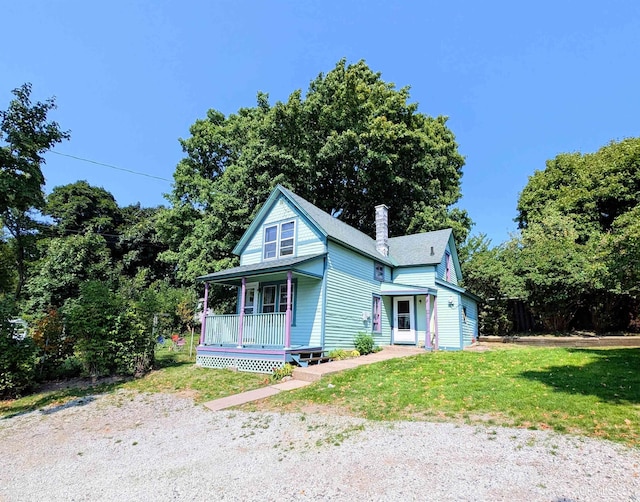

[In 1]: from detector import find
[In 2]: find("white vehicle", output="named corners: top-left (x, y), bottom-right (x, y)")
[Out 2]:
top-left (8, 319), bottom-right (28, 340)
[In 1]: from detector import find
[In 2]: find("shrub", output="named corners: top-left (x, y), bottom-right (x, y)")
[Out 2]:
top-left (354, 332), bottom-right (375, 355)
top-left (0, 297), bottom-right (37, 398)
top-left (328, 348), bottom-right (349, 360)
top-left (272, 363), bottom-right (294, 381)
top-left (64, 281), bottom-right (155, 378)
top-left (32, 309), bottom-right (77, 380)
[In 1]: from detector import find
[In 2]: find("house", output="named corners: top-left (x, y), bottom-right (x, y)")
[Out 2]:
top-left (196, 185), bottom-right (480, 373)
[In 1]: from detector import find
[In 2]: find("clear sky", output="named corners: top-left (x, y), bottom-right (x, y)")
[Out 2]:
top-left (3, 0), bottom-right (639, 245)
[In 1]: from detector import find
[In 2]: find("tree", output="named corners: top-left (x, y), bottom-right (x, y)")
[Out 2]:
top-left (161, 59), bottom-right (471, 305)
top-left (25, 233), bottom-right (111, 312)
top-left (45, 180), bottom-right (122, 242)
top-left (0, 83), bottom-right (70, 299)
top-left (514, 137), bottom-right (640, 332)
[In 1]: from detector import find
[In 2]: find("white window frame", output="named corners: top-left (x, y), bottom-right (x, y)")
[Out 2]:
top-left (263, 220), bottom-right (296, 260)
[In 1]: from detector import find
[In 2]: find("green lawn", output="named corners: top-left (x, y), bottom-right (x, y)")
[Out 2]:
top-left (2, 344), bottom-right (638, 447)
top-left (265, 346), bottom-right (640, 446)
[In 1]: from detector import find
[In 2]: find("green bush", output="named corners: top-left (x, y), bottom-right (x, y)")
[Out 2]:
top-left (64, 281), bottom-right (156, 378)
top-left (0, 298), bottom-right (37, 398)
top-left (272, 363), bottom-right (294, 381)
top-left (328, 348), bottom-right (349, 360)
top-left (354, 332), bottom-right (375, 355)
top-left (31, 309), bottom-right (77, 380)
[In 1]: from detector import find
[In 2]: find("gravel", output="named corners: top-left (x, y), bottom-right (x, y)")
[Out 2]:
top-left (1, 391), bottom-right (638, 501)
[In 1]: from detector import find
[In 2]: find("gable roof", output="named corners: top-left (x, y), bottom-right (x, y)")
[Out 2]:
top-left (233, 184), bottom-right (456, 269)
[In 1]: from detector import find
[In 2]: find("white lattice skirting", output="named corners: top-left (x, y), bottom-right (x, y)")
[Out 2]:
top-left (196, 355), bottom-right (284, 373)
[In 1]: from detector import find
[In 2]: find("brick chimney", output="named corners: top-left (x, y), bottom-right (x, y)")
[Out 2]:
top-left (375, 204), bottom-right (389, 257)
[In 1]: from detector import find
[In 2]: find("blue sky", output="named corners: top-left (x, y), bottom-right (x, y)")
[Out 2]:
top-left (3, 0), bottom-right (639, 245)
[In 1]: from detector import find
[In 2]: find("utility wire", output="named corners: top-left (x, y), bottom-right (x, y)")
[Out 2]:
top-left (50, 151), bottom-right (172, 183)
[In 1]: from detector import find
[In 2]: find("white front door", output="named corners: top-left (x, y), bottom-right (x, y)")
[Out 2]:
top-left (393, 296), bottom-right (415, 344)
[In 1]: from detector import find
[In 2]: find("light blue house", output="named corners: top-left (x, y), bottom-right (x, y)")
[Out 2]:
top-left (196, 185), bottom-right (479, 372)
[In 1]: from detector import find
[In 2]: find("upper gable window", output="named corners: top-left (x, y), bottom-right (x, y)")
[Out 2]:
top-left (374, 262), bottom-right (384, 281)
top-left (263, 220), bottom-right (296, 260)
top-left (445, 251), bottom-right (452, 282)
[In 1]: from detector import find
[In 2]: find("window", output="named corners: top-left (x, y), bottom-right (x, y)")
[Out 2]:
top-left (372, 295), bottom-right (382, 333)
top-left (445, 251), bottom-right (452, 282)
top-left (263, 226), bottom-right (278, 260)
top-left (262, 285), bottom-right (276, 313)
top-left (374, 262), bottom-right (384, 281)
top-left (280, 222), bottom-right (295, 256)
top-left (278, 284), bottom-right (294, 313)
top-left (462, 305), bottom-right (468, 323)
top-left (263, 220), bottom-right (296, 260)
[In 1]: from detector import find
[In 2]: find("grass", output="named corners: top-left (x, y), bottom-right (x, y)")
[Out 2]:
top-left (266, 346), bottom-right (640, 446)
top-left (0, 334), bottom-right (268, 418)
top-left (2, 342), bottom-right (638, 447)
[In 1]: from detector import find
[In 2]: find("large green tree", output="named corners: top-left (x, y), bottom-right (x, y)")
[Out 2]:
top-left (161, 59), bottom-right (471, 305)
top-left (514, 137), bottom-right (640, 332)
top-left (0, 83), bottom-right (70, 299)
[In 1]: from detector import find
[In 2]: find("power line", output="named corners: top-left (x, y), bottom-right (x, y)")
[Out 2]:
top-left (50, 151), bottom-right (172, 182)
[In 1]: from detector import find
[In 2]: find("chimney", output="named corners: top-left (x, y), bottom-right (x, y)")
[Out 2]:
top-left (375, 204), bottom-right (389, 257)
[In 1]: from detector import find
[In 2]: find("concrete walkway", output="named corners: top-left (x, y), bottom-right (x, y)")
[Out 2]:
top-left (203, 345), bottom-right (426, 412)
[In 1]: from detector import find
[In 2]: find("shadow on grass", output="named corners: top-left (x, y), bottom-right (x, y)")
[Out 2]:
top-left (519, 348), bottom-right (640, 404)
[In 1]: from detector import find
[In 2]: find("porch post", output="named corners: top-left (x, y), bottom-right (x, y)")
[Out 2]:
top-left (285, 270), bottom-right (292, 349)
top-left (238, 277), bottom-right (246, 348)
top-left (433, 296), bottom-right (439, 351)
top-left (425, 294), bottom-right (432, 351)
top-left (199, 282), bottom-right (209, 345)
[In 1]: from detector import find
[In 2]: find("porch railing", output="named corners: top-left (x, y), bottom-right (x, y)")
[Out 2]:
top-left (203, 313), bottom-right (286, 347)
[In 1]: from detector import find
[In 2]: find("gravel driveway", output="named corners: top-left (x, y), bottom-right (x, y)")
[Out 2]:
top-left (1, 390), bottom-right (638, 501)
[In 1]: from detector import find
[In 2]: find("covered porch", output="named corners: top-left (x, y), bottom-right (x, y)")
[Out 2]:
top-left (196, 254), bottom-right (325, 372)
top-left (380, 283), bottom-right (440, 350)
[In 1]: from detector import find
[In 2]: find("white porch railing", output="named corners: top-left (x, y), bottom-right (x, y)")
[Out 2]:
top-left (203, 313), bottom-right (285, 347)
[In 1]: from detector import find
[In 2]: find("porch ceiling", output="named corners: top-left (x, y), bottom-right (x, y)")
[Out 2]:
top-left (197, 253), bottom-right (326, 286)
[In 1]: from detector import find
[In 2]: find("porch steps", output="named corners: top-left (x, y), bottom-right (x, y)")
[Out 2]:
top-left (290, 350), bottom-right (332, 367)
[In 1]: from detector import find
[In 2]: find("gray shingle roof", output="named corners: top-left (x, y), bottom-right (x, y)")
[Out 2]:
top-left (197, 253), bottom-right (326, 282)
top-left (388, 229), bottom-right (452, 266)
top-left (279, 186), bottom-right (451, 266)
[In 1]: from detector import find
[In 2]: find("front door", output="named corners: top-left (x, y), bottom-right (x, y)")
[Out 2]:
top-left (393, 296), bottom-right (415, 344)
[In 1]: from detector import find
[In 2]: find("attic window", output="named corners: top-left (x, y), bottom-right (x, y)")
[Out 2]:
top-left (263, 220), bottom-right (296, 260)
top-left (445, 251), bottom-right (452, 282)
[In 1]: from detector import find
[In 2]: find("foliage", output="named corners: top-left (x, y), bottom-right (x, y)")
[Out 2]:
top-left (0, 297), bottom-right (37, 398)
top-left (272, 363), bottom-right (294, 381)
top-left (354, 332), bottom-right (375, 355)
top-left (31, 308), bottom-right (77, 380)
top-left (328, 348), bottom-right (349, 360)
top-left (269, 346), bottom-right (640, 446)
top-left (26, 233), bottom-right (112, 311)
top-left (160, 59), bottom-right (471, 305)
top-left (64, 281), bottom-right (155, 378)
top-left (0, 83), bottom-right (70, 299)
top-left (45, 180), bottom-right (122, 242)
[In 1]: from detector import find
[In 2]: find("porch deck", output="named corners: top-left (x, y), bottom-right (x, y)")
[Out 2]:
top-left (197, 312), bottom-right (321, 373)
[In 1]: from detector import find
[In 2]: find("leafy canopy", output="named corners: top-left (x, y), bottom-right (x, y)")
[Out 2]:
top-left (161, 59), bottom-right (471, 294)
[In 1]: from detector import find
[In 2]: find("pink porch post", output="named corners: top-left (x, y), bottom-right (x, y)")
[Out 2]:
top-left (285, 270), bottom-right (292, 349)
top-left (433, 296), bottom-right (439, 351)
top-left (199, 282), bottom-right (209, 344)
top-left (425, 294), bottom-right (432, 351)
top-left (238, 277), bottom-right (246, 348)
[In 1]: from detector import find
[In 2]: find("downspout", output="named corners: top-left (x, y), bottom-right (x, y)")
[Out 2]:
top-left (238, 277), bottom-right (246, 348)
top-left (199, 282), bottom-right (209, 345)
top-left (285, 270), bottom-right (292, 349)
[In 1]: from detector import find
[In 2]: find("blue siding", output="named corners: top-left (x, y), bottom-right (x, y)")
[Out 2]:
top-left (324, 242), bottom-right (389, 350)
top-left (290, 275), bottom-right (323, 347)
top-left (461, 295), bottom-right (478, 346)
top-left (436, 291), bottom-right (462, 349)
top-left (392, 266), bottom-right (436, 288)
top-left (240, 196), bottom-right (326, 266)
